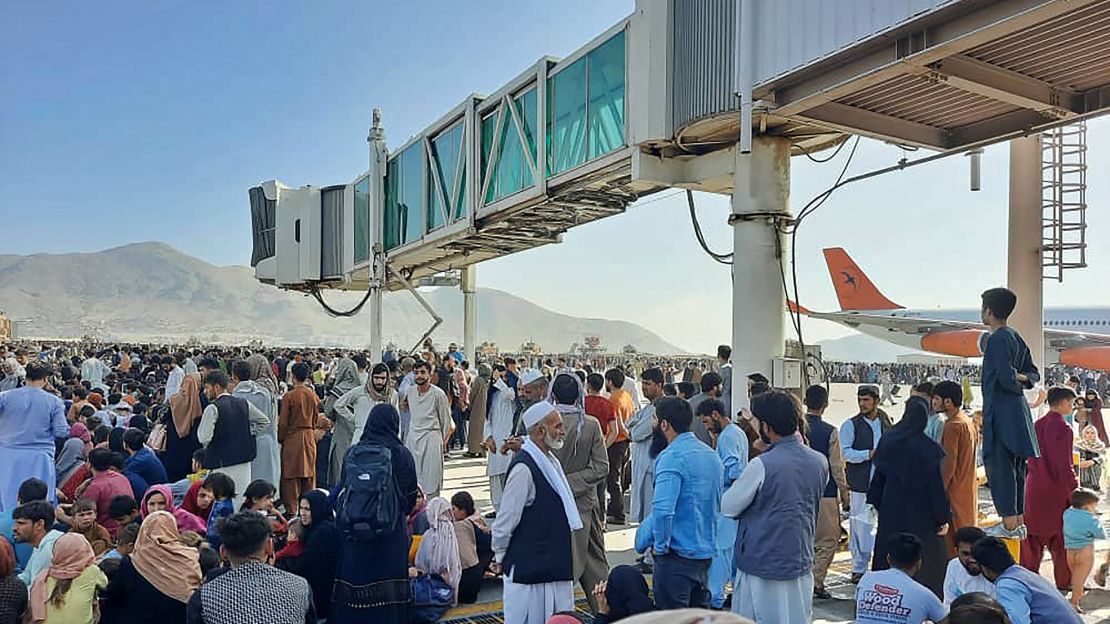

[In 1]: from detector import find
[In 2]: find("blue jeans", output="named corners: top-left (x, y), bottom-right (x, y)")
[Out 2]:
top-left (653, 553), bottom-right (711, 610)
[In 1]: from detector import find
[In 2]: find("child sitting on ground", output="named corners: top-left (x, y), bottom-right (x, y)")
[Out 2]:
top-left (69, 499), bottom-right (112, 556)
top-left (275, 518), bottom-right (305, 565)
top-left (201, 473), bottom-right (237, 552)
top-left (1077, 425), bottom-right (1105, 492)
top-left (1063, 487), bottom-right (1105, 612)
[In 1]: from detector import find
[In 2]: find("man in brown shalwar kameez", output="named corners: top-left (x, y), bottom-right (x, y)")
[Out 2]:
top-left (278, 362), bottom-right (321, 512)
top-left (466, 364), bottom-right (491, 457)
top-left (934, 380), bottom-right (979, 555)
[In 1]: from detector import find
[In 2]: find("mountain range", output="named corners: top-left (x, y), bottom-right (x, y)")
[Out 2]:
top-left (0, 242), bottom-right (685, 354)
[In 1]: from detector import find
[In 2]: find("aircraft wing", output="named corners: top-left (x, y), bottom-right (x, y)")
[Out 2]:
top-left (1044, 328), bottom-right (1110, 349)
top-left (805, 310), bottom-right (977, 335)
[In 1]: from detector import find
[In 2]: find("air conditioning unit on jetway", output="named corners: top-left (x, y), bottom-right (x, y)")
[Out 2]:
top-left (249, 180), bottom-right (360, 290)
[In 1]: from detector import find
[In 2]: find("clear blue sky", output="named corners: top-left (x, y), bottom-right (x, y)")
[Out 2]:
top-left (3, 1), bottom-right (1108, 354)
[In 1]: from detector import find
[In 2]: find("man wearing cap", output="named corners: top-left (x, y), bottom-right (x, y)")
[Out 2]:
top-left (492, 400), bottom-right (582, 623)
top-left (840, 385), bottom-right (894, 583)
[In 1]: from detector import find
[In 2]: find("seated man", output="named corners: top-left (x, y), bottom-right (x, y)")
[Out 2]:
top-left (971, 536), bottom-right (1082, 624)
top-left (944, 527), bottom-right (996, 606)
top-left (856, 533), bottom-right (947, 624)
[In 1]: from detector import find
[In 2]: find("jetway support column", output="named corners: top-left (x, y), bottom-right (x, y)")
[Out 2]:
top-left (1007, 135), bottom-right (1045, 373)
top-left (367, 109), bottom-right (388, 361)
top-left (730, 136), bottom-right (790, 413)
top-left (462, 265), bottom-right (477, 364)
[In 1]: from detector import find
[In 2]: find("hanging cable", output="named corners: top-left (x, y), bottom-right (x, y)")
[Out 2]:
top-left (309, 282), bottom-right (374, 317)
top-left (687, 189), bottom-right (734, 265)
top-left (795, 136), bottom-right (850, 164)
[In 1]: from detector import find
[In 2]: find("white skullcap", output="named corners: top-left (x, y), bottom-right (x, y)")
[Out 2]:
top-left (522, 400), bottom-right (556, 429)
top-left (519, 369), bottom-right (545, 386)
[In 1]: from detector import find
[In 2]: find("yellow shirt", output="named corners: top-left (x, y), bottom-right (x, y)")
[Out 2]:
top-left (44, 565), bottom-right (107, 624)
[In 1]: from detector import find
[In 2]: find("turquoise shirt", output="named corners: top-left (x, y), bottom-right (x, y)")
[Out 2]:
top-left (1062, 507), bottom-right (1105, 549)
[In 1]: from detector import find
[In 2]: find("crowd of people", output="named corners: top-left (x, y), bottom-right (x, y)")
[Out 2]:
top-left (0, 287), bottom-right (1107, 623)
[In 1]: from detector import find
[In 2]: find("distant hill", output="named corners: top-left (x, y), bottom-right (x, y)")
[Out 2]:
top-left (0, 242), bottom-right (685, 354)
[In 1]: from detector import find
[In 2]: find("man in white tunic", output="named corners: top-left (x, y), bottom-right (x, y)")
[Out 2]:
top-left (484, 365), bottom-right (517, 513)
top-left (401, 360), bottom-right (453, 498)
top-left (492, 401), bottom-right (582, 624)
top-left (331, 362), bottom-right (398, 481)
top-left (722, 390), bottom-right (828, 624)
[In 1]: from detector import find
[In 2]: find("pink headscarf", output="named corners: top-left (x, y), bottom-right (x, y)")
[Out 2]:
top-left (29, 534), bottom-right (96, 622)
top-left (415, 497), bottom-right (462, 605)
top-left (69, 422), bottom-right (91, 445)
top-left (141, 484), bottom-right (207, 534)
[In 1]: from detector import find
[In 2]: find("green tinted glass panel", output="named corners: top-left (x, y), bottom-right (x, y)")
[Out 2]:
top-left (515, 88), bottom-right (538, 163)
top-left (427, 122), bottom-right (465, 231)
top-left (384, 159), bottom-right (401, 250)
top-left (481, 112), bottom-right (496, 187)
top-left (587, 31), bottom-right (625, 160)
top-left (354, 177), bottom-right (370, 263)
top-left (399, 143), bottom-right (423, 244)
top-left (482, 92), bottom-right (538, 205)
top-left (547, 57), bottom-right (587, 176)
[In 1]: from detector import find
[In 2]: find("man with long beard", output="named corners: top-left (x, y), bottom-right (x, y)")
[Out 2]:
top-left (634, 397), bottom-right (721, 609)
top-left (493, 401), bottom-right (582, 623)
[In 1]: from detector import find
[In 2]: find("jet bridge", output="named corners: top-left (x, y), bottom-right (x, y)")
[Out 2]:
top-left (250, 0), bottom-right (1110, 396)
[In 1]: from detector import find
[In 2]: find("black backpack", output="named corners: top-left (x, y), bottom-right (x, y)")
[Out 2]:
top-left (335, 443), bottom-right (398, 540)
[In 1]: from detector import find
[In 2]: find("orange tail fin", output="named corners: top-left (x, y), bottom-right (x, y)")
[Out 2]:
top-left (822, 248), bottom-right (903, 311)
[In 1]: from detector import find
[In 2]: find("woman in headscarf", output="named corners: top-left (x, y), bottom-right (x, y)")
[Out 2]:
top-left (868, 396), bottom-right (951, 598)
top-left (179, 479), bottom-right (214, 522)
top-left (592, 565), bottom-right (655, 624)
top-left (1076, 424), bottom-right (1106, 491)
top-left (140, 484), bottom-right (207, 534)
top-left (329, 362), bottom-right (398, 488)
top-left (1085, 389), bottom-right (1107, 446)
top-left (55, 423), bottom-right (91, 486)
top-left (101, 511), bottom-right (202, 623)
top-left (162, 373), bottom-right (203, 482)
top-left (324, 357), bottom-right (361, 421)
top-left (233, 355), bottom-right (281, 487)
top-left (0, 536), bottom-right (27, 623)
top-left (328, 403), bottom-right (419, 624)
top-left (278, 490), bottom-right (341, 620)
top-left (414, 496), bottom-right (462, 605)
top-left (28, 533), bottom-right (106, 624)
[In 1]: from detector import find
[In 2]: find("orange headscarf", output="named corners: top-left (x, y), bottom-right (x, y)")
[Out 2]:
top-left (169, 373), bottom-right (203, 438)
top-left (29, 533), bottom-right (96, 622)
top-left (131, 511), bottom-right (202, 603)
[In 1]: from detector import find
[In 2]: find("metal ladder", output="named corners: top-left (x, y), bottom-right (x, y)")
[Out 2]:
top-left (1042, 122), bottom-right (1088, 281)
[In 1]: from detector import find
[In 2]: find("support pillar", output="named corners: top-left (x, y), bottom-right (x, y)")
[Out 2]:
top-left (1007, 135), bottom-right (1045, 373)
top-left (730, 136), bottom-right (791, 413)
top-left (462, 265), bottom-right (477, 364)
top-left (367, 109), bottom-right (388, 361)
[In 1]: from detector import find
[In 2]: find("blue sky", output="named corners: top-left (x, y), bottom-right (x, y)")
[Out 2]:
top-left (3, 1), bottom-right (1108, 354)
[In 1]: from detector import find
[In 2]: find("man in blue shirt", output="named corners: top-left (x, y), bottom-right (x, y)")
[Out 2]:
top-left (973, 536), bottom-right (1081, 624)
top-left (0, 362), bottom-right (68, 512)
top-left (123, 427), bottom-right (168, 498)
top-left (697, 398), bottom-right (747, 609)
top-left (979, 287), bottom-right (1040, 540)
top-left (634, 396), bottom-right (722, 610)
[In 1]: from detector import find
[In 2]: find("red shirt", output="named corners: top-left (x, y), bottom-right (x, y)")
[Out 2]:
top-left (585, 395), bottom-right (616, 437)
top-left (84, 470), bottom-right (134, 537)
top-left (1024, 410), bottom-right (1078, 536)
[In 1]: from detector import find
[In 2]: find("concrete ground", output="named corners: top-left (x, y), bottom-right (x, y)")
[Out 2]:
top-left (439, 383), bottom-right (1110, 622)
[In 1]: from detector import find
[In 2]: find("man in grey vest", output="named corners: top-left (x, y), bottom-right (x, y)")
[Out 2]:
top-left (722, 389), bottom-right (828, 623)
top-left (839, 384), bottom-right (893, 584)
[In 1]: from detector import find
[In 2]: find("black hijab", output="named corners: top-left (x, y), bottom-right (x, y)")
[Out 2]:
top-left (605, 565), bottom-right (654, 620)
top-left (295, 489), bottom-right (340, 618)
top-left (872, 396), bottom-right (945, 490)
top-left (360, 403), bottom-right (403, 450)
top-left (300, 489), bottom-right (335, 539)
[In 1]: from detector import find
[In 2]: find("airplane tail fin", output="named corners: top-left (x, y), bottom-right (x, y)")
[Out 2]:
top-left (822, 248), bottom-right (904, 311)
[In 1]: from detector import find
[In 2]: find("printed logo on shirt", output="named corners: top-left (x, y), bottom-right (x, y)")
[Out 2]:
top-left (858, 584), bottom-right (912, 621)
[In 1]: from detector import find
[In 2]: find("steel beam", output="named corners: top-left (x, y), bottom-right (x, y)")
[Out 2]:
top-left (798, 102), bottom-right (948, 149)
top-left (948, 108), bottom-right (1051, 146)
top-left (920, 55), bottom-right (1079, 117)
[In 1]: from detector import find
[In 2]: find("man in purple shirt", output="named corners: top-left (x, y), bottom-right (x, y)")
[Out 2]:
top-left (0, 362), bottom-right (68, 511)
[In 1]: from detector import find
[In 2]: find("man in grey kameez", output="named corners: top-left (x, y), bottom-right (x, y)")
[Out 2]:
top-left (627, 367), bottom-right (666, 524)
top-left (547, 372), bottom-right (609, 612)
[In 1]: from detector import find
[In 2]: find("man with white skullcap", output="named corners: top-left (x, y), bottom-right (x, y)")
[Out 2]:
top-left (492, 400), bottom-right (583, 623)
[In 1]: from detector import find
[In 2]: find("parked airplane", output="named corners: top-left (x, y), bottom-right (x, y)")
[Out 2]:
top-left (791, 248), bottom-right (1110, 372)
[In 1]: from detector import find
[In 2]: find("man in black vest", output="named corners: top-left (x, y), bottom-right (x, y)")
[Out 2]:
top-left (197, 370), bottom-right (270, 509)
top-left (492, 400), bottom-right (582, 623)
top-left (839, 384), bottom-right (893, 584)
top-left (804, 385), bottom-right (850, 599)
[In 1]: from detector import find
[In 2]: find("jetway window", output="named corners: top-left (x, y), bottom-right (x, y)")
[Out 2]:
top-left (547, 30), bottom-right (626, 175)
top-left (427, 120), bottom-right (466, 232)
top-left (354, 177), bottom-right (370, 264)
top-left (384, 142), bottom-right (423, 250)
top-left (481, 88), bottom-right (538, 204)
